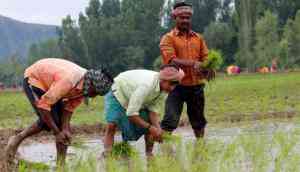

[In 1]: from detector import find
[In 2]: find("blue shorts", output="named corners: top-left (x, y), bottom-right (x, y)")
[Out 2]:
top-left (104, 91), bottom-right (150, 141)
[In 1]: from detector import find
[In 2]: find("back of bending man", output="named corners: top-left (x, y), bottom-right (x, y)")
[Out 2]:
top-left (103, 64), bottom-right (184, 157)
top-left (4, 58), bottom-right (113, 167)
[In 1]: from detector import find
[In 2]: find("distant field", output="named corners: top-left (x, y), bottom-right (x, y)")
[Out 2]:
top-left (0, 72), bottom-right (300, 129)
top-left (0, 91), bottom-right (105, 129)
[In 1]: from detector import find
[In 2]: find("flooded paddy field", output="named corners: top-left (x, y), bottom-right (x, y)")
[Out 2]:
top-left (16, 121), bottom-right (300, 172)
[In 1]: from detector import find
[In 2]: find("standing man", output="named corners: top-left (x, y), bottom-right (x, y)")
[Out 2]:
top-left (103, 64), bottom-right (184, 157)
top-left (160, 1), bottom-right (209, 138)
top-left (4, 58), bottom-right (113, 167)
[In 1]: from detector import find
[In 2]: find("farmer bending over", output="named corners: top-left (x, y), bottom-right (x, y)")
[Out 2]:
top-left (103, 64), bottom-right (184, 157)
top-left (4, 58), bottom-right (113, 167)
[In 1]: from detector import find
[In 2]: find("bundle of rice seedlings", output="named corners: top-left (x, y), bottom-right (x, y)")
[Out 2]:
top-left (111, 142), bottom-right (138, 158)
top-left (200, 50), bottom-right (223, 81)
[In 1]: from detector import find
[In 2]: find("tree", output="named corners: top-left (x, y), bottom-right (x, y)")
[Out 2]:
top-left (114, 46), bottom-right (145, 71)
top-left (186, 0), bottom-right (220, 33)
top-left (27, 43), bottom-right (40, 65)
top-left (162, 0), bottom-right (175, 31)
top-left (282, 10), bottom-right (300, 67)
top-left (121, 0), bottom-right (164, 68)
top-left (152, 56), bottom-right (162, 71)
top-left (27, 39), bottom-right (62, 65)
top-left (218, 0), bottom-right (234, 23)
top-left (60, 16), bottom-right (88, 67)
top-left (256, 0), bottom-right (300, 27)
top-left (203, 22), bottom-right (235, 66)
top-left (254, 11), bottom-right (280, 68)
top-left (102, 0), bottom-right (121, 18)
top-left (235, 0), bottom-right (257, 71)
top-left (278, 39), bottom-right (289, 69)
top-left (0, 54), bottom-right (25, 86)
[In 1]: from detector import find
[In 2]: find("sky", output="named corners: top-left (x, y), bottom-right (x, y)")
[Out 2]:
top-left (0, 0), bottom-right (90, 26)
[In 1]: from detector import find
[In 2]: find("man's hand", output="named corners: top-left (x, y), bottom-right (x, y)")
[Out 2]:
top-left (193, 61), bottom-right (204, 75)
top-left (55, 132), bottom-right (69, 145)
top-left (149, 126), bottom-right (163, 142)
top-left (62, 129), bottom-right (72, 144)
top-left (193, 61), bottom-right (202, 70)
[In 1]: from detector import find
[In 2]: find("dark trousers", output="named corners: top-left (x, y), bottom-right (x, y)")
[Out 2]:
top-left (161, 84), bottom-right (207, 132)
top-left (23, 78), bottom-right (63, 131)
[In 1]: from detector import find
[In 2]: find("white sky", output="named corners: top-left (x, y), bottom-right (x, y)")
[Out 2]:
top-left (0, 0), bottom-right (90, 25)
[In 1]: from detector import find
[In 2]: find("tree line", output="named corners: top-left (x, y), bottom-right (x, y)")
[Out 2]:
top-left (1, 0), bottom-right (300, 86)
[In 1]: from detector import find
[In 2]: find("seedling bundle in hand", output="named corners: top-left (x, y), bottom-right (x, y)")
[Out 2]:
top-left (199, 50), bottom-right (223, 81)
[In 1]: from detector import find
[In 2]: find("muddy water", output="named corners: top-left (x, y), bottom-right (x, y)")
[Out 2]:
top-left (18, 122), bottom-right (300, 170)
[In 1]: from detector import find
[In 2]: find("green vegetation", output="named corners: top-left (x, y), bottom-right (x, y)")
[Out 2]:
top-left (1, 72), bottom-right (299, 129)
top-left (18, 160), bottom-right (50, 172)
top-left (0, 91), bottom-right (104, 129)
top-left (205, 72), bottom-right (300, 124)
top-left (111, 142), bottom-right (138, 158)
top-left (204, 49), bottom-right (223, 70)
top-left (5, 72), bottom-right (299, 171)
top-left (19, 124), bottom-right (300, 172)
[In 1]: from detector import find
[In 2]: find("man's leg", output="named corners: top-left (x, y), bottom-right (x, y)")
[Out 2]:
top-left (56, 142), bottom-right (68, 167)
top-left (103, 123), bottom-right (118, 155)
top-left (51, 100), bottom-right (68, 167)
top-left (145, 133), bottom-right (154, 157)
top-left (161, 86), bottom-right (184, 132)
top-left (103, 91), bottom-right (125, 155)
top-left (5, 77), bottom-right (44, 158)
top-left (186, 85), bottom-right (207, 139)
top-left (144, 133), bottom-right (154, 169)
top-left (5, 122), bottom-right (42, 160)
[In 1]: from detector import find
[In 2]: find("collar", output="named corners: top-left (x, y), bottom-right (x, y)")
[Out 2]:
top-left (173, 27), bottom-right (197, 37)
top-left (76, 78), bottom-right (85, 91)
top-left (154, 73), bottom-right (161, 93)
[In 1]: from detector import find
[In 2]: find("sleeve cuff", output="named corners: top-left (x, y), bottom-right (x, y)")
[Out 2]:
top-left (36, 100), bottom-right (51, 111)
top-left (126, 111), bottom-right (139, 116)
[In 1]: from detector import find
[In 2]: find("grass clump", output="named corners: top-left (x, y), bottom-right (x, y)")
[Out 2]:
top-left (18, 160), bottom-right (50, 172)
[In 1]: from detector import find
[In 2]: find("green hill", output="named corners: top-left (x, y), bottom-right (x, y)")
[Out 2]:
top-left (0, 15), bottom-right (58, 60)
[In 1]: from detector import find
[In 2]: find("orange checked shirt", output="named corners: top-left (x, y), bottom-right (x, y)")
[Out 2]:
top-left (160, 28), bottom-right (209, 86)
top-left (24, 58), bottom-right (87, 113)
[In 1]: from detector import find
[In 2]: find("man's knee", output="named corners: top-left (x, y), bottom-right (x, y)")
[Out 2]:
top-left (193, 127), bottom-right (205, 138)
top-left (190, 119), bottom-right (207, 131)
top-left (162, 106), bottom-right (182, 132)
top-left (106, 123), bottom-right (117, 134)
top-left (161, 118), bottom-right (179, 132)
top-left (55, 141), bottom-right (68, 150)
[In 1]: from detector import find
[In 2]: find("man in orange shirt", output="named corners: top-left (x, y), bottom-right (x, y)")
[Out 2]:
top-left (160, 1), bottom-right (209, 138)
top-left (4, 58), bottom-right (113, 167)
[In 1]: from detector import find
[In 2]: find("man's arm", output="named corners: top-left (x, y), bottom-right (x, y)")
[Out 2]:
top-left (126, 86), bottom-right (150, 128)
top-left (160, 34), bottom-right (203, 68)
top-left (144, 111), bottom-right (161, 158)
top-left (128, 115), bottom-right (151, 129)
top-left (61, 110), bottom-right (72, 144)
top-left (149, 111), bottom-right (161, 129)
top-left (62, 98), bottom-right (84, 141)
top-left (38, 109), bottom-right (61, 134)
top-left (61, 110), bottom-right (72, 131)
top-left (127, 87), bottom-right (163, 140)
top-left (35, 79), bottom-right (74, 143)
top-left (172, 58), bottom-right (201, 68)
top-left (128, 115), bottom-right (162, 141)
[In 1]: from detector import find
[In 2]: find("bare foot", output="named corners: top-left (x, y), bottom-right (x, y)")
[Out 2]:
top-left (4, 136), bottom-right (21, 161)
